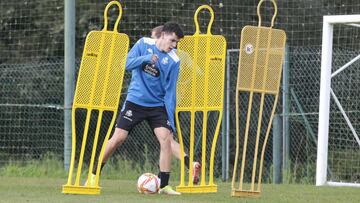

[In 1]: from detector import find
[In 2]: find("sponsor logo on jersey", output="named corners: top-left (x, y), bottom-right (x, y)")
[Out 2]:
top-left (142, 63), bottom-right (160, 77)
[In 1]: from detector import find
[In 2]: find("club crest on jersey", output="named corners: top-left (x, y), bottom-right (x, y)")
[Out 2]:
top-left (161, 57), bottom-right (169, 65)
top-left (147, 48), bottom-right (153, 54)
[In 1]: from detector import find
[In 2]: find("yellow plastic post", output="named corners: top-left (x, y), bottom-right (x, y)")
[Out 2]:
top-left (175, 5), bottom-right (226, 193)
top-left (62, 1), bottom-right (129, 195)
top-left (231, 0), bottom-right (286, 197)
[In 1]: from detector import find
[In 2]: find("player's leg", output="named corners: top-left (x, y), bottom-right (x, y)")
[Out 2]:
top-left (154, 127), bottom-right (172, 182)
top-left (157, 135), bottom-right (187, 181)
top-left (101, 128), bottom-right (128, 164)
top-left (170, 136), bottom-right (201, 184)
top-left (87, 101), bottom-right (142, 185)
top-left (170, 136), bottom-right (183, 160)
top-left (154, 127), bottom-right (180, 195)
top-left (148, 106), bottom-right (180, 195)
top-left (157, 133), bottom-right (201, 184)
top-left (86, 128), bottom-right (128, 186)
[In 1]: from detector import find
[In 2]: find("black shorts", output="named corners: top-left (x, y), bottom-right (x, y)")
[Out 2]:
top-left (115, 101), bottom-right (172, 132)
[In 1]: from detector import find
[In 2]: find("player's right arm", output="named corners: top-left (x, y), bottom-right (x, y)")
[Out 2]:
top-left (125, 38), bottom-right (153, 71)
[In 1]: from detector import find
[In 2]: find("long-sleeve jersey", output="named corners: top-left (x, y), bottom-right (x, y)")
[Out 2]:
top-left (125, 37), bottom-right (180, 131)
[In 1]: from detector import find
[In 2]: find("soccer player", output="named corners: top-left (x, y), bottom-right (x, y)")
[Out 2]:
top-left (88, 22), bottom-right (184, 195)
top-left (151, 25), bottom-right (201, 185)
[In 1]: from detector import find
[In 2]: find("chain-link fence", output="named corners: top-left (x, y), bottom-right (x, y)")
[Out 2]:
top-left (1, 0), bottom-right (359, 183)
top-left (0, 60), bottom-right (64, 163)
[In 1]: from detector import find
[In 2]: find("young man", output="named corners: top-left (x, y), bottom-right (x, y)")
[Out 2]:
top-left (151, 26), bottom-right (201, 185)
top-left (89, 22), bottom-right (184, 195)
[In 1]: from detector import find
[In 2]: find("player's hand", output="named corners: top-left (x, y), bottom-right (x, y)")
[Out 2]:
top-left (151, 54), bottom-right (158, 64)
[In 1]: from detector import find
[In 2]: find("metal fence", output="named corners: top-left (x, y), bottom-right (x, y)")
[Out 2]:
top-left (0, 0), bottom-right (359, 184)
top-left (0, 46), bottom-right (324, 183)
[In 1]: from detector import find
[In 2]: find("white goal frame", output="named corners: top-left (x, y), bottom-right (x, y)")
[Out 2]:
top-left (316, 15), bottom-right (360, 187)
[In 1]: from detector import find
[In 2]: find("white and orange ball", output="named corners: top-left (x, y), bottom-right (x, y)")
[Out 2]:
top-left (137, 173), bottom-right (160, 194)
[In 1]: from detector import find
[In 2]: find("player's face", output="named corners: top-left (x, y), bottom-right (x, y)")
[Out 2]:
top-left (160, 32), bottom-right (180, 52)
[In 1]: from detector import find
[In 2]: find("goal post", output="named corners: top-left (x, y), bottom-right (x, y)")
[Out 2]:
top-left (316, 15), bottom-right (360, 187)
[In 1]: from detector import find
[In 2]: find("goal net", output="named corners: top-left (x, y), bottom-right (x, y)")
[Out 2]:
top-left (316, 15), bottom-right (360, 187)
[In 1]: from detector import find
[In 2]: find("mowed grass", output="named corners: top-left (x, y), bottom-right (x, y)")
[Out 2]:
top-left (0, 177), bottom-right (359, 203)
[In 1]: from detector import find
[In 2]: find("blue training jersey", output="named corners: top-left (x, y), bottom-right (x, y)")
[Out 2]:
top-left (125, 37), bottom-right (180, 131)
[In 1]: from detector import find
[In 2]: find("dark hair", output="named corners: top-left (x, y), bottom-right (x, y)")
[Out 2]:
top-left (151, 25), bottom-right (163, 39)
top-left (162, 22), bottom-right (184, 39)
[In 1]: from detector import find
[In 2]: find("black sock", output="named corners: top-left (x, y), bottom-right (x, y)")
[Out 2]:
top-left (159, 172), bottom-right (170, 188)
top-left (92, 162), bottom-right (105, 175)
top-left (184, 155), bottom-right (190, 169)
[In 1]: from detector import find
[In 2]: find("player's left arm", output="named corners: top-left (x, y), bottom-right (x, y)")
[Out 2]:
top-left (164, 61), bottom-right (180, 132)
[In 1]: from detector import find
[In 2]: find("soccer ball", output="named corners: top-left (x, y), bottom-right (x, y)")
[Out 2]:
top-left (137, 173), bottom-right (160, 194)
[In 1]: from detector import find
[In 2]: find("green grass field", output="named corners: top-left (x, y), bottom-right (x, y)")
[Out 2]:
top-left (0, 177), bottom-right (359, 203)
